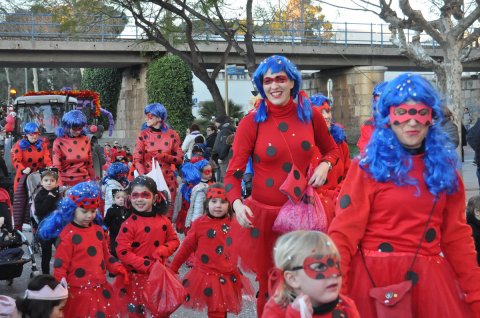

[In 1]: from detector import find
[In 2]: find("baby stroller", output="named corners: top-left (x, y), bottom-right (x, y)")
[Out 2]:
top-left (0, 227), bottom-right (39, 285)
top-left (25, 171), bottom-right (42, 254)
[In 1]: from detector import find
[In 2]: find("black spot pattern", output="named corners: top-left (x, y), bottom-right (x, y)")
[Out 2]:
top-left (204, 287), bottom-right (213, 297)
top-left (294, 187), bottom-right (302, 198)
top-left (215, 245), bottom-right (224, 255)
top-left (339, 194), bottom-right (351, 209)
top-left (233, 170), bottom-right (243, 179)
top-left (226, 237), bottom-right (233, 246)
top-left (162, 224), bottom-right (167, 231)
top-left (131, 242), bottom-right (140, 248)
top-left (250, 228), bottom-right (260, 238)
top-left (144, 226), bottom-right (151, 233)
top-left (219, 276), bottom-right (226, 284)
top-left (87, 246), bottom-right (97, 256)
top-left (378, 242), bottom-right (394, 252)
top-left (405, 270), bottom-right (419, 285)
top-left (253, 154), bottom-right (260, 163)
top-left (266, 178), bottom-right (274, 187)
top-left (282, 162), bottom-right (292, 172)
top-left (96, 231), bottom-right (103, 240)
top-left (75, 268), bottom-right (86, 278)
top-left (72, 234), bottom-right (82, 244)
top-left (301, 141), bottom-right (311, 151)
top-left (266, 146), bottom-right (276, 157)
top-left (207, 229), bottom-right (216, 238)
top-left (225, 184), bottom-right (233, 192)
top-left (96, 312), bottom-right (106, 318)
top-left (278, 122), bottom-right (288, 132)
top-left (425, 228), bottom-right (436, 242)
top-left (102, 290), bottom-right (111, 299)
top-left (53, 258), bottom-right (63, 268)
top-left (201, 254), bottom-right (209, 264)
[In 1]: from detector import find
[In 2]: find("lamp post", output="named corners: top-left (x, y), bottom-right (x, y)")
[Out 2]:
top-left (225, 64), bottom-right (229, 116)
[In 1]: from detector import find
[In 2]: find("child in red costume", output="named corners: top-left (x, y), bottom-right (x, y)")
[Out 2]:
top-left (329, 73), bottom-right (480, 317)
top-left (170, 184), bottom-right (255, 318)
top-left (11, 122), bottom-right (52, 192)
top-left (263, 230), bottom-right (359, 318)
top-left (115, 176), bottom-right (180, 317)
top-left (52, 110), bottom-right (95, 186)
top-left (38, 181), bottom-right (129, 318)
top-left (133, 103), bottom-right (184, 217)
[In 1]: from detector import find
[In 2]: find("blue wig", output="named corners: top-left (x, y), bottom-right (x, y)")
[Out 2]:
top-left (310, 94), bottom-right (331, 108)
top-left (144, 103), bottom-right (169, 132)
top-left (371, 81), bottom-right (389, 114)
top-left (55, 110), bottom-right (88, 137)
top-left (19, 122), bottom-right (43, 151)
top-left (360, 73), bottom-right (458, 197)
top-left (38, 182), bottom-right (103, 240)
top-left (102, 162), bottom-right (129, 185)
top-left (252, 55), bottom-right (312, 123)
top-left (330, 123), bottom-right (346, 144)
top-left (179, 159), bottom-right (209, 202)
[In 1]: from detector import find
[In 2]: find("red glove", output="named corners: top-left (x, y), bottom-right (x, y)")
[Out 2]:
top-left (116, 266), bottom-right (130, 285)
top-left (152, 246), bottom-right (170, 260)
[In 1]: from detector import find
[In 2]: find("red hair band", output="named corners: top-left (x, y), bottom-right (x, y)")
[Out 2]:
top-left (206, 188), bottom-right (227, 201)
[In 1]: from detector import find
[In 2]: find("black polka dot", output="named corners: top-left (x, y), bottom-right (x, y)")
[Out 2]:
top-left (73, 140), bottom-right (78, 144)
top-left (109, 257), bottom-right (118, 264)
top-left (253, 154), bottom-right (260, 163)
top-left (68, 148), bottom-right (72, 152)
top-left (27, 148), bottom-right (32, 152)
top-left (75, 268), bottom-right (86, 278)
top-left (265, 178), bottom-right (274, 187)
top-left (144, 226), bottom-right (151, 233)
top-left (339, 194), bottom-right (351, 209)
top-left (250, 228), bottom-right (260, 238)
top-left (201, 254), bottom-right (209, 264)
top-left (293, 170), bottom-right (301, 180)
top-left (207, 229), bottom-right (216, 238)
top-left (53, 258), bottom-right (63, 268)
top-left (405, 270), bottom-right (419, 285)
top-left (96, 312), bottom-right (106, 318)
top-left (121, 250), bottom-right (127, 255)
top-left (132, 215), bottom-right (138, 221)
top-left (72, 234), bottom-right (82, 244)
top-left (215, 245), bottom-right (224, 255)
top-left (337, 176), bottom-right (343, 184)
top-left (154, 240), bottom-right (160, 247)
top-left (226, 237), bottom-right (233, 246)
top-left (185, 294), bottom-right (190, 302)
top-left (122, 227), bottom-right (128, 233)
top-left (102, 289), bottom-right (111, 299)
top-left (230, 274), bottom-right (237, 283)
top-left (119, 288), bottom-right (127, 297)
top-left (301, 141), bottom-right (311, 151)
top-left (204, 287), bottom-right (213, 297)
top-left (225, 184), bottom-right (233, 192)
top-left (131, 242), bottom-right (140, 248)
top-left (182, 279), bottom-right (190, 287)
top-left (144, 260), bottom-right (151, 267)
top-left (100, 260), bottom-right (105, 270)
top-left (233, 170), bottom-right (243, 179)
top-left (162, 224), bottom-right (167, 231)
top-left (96, 231), bottom-right (103, 240)
top-left (282, 162), bottom-right (292, 172)
top-left (127, 303), bottom-right (136, 313)
top-left (27, 158), bottom-right (32, 163)
top-left (87, 246), bottom-right (97, 256)
top-left (425, 228), bottom-right (436, 242)
top-left (378, 242), bottom-right (394, 252)
top-left (266, 146), bottom-right (276, 157)
top-left (294, 187), bottom-right (302, 198)
top-left (219, 276), bottom-right (226, 284)
top-left (278, 122), bottom-right (288, 132)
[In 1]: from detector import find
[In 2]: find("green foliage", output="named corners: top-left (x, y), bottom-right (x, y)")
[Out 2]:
top-left (197, 100), bottom-right (245, 129)
top-left (348, 142), bottom-right (359, 158)
top-left (146, 54), bottom-right (194, 140)
top-left (80, 68), bottom-right (122, 129)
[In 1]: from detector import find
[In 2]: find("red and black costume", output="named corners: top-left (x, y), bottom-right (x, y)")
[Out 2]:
top-left (170, 215), bottom-right (255, 316)
top-left (328, 158), bottom-right (480, 317)
top-left (262, 295), bottom-right (359, 318)
top-left (115, 210), bottom-right (180, 317)
top-left (133, 127), bottom-right (183, 216)
top-left (356, 117), bottom-right (374, 154)
top-left (225, 98), bottom-right (339, 313)
top-left (53, 222), bottom-right (124, 318)
top-left (11, 138), bottom-right (52, 191)
top-left (52, 135), bottom-right (95, 186)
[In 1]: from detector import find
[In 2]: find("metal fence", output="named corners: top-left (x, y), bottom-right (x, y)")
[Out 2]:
top-left (0, 12), bottom-right (440, 48)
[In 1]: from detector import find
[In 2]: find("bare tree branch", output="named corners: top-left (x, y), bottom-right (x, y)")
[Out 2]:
top-left (398, 0), bottom-right (445, 44)
top-left (461, 27), bottom-right (480, 48)
top-left (318, 0), bottom-right (380, 15)
top-left (451, 3), bottom-right (480, 38)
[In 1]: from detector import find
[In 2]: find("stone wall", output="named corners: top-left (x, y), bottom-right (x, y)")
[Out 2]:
top-left (462, 76), bottom-right (480, 124)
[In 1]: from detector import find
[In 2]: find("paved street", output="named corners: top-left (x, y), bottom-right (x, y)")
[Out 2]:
top-left (0, 146), bottom-right (478, 317)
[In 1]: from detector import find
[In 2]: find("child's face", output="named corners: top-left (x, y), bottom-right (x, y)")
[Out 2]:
top-left (114, 192), bottom-right (126, 207)
top-left (208, 198), bottom-right (229, 218)
top-left (41, 175), bottom-right (58, 191)
top-left (73, 207), bottom-right (97, 227)
top-left (130, 186), bottom-right (156, 213)
top-left (285, 253), bottom-right (342, 306)
top-left (50, 298), bottom-right (67, 318)
top-left (201, 165), bottom-right (213, 181)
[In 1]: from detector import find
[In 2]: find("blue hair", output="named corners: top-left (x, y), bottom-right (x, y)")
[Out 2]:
top-left (144, 103), bottom-right (169, 132)
top-left (360, 73), bottom-right (458, 197)
top-left (310, 94), bottom-right (331, 107)
top-left (330, 123), bottom-right (346, 144)
top-left (179, 159), bottom-right (209, 202)
top-left (38, 182), bottom-right (103, 240)
top-left (252, 55), bottom-right (312, 123)
top-left (23, 122), bottom-right (39, 135)
top-left (19, 122), bottom-right (43, 151)
top-left (55, 110), bottom-right (88, 137)
top-left (102, 162), bottom-right (129, 185)
top-left (371, 81), bottom-right (389, 115)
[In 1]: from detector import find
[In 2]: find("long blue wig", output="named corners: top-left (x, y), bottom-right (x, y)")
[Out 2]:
top-left (55, 110), bottom-right (88, 137)
top-left (360, 73), bottom-right (458, 197)
top-left (19, 122), bottom-right (43, 151)
top-left (252, 55), bottom-right (312, 123)
top-left (38, 182), bottom-right (103, 240)
top-left (144, 103), bottom-right (169, 132)
top-left (102, 162), bottom-right (129, 186)
top-left (371, 81), bottom-right (389, 114)
top-left (179, 159), bottom-right (209, 203)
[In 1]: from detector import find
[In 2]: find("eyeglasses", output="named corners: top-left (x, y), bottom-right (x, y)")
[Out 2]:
top-left (262, 75), bottom-right (289, 85)
top-left (27, 131), bottom-right (40, 136)
top-left (71, 126), bottom-right (84, 132)
top-left (130, 191), bottom-right (153, 200)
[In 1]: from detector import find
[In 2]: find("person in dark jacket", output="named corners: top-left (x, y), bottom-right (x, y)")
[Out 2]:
top-left (34, 168), bottom-right (61, 274)
top-left (212, 115), bottom-right (235, 182)
top-left (467, 195), bottom-right (480, 265)
top-left (467, 118), bottom-right (480, 188)
top-left (103, 189), bottom-right (129, 258)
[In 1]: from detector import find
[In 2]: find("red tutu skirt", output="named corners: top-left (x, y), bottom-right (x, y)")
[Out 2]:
top-left (349, 249), bottom-right (473, 317)
top-left (181, 267), bottom-right (255, 314)
top-left (114, 272), bottom-right (151, 317)
top-left (64, 283), bottom-right (120, 318)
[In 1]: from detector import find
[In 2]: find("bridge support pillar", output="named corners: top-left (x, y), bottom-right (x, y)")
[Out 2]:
top-left (310, 66), bottom-right (387, 144)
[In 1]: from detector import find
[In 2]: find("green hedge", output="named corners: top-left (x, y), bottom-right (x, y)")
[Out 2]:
top-left (146, 54), bottom-right (194, 140)
top-left (81, 68), bottom-right (122, 130)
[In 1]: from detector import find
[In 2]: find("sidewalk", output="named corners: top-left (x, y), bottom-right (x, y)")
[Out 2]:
top-left (462, 146), bottom-right (479, 201)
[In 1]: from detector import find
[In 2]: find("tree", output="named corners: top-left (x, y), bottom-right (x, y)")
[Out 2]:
top-left (319, 0), bottom-right (480, 148)
top-left (197, 99), bottom-right (245, 128)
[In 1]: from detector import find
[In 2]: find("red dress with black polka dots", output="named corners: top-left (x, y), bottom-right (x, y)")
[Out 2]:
top-left (262, 294), bottom-right (360, 318)
top-left (53, 222), bottom-right (125, 318)
top-left (52, 135), bottom-right (95, 186)
top-left (170, 215), bottom-right (255, 315)
top-left (329, 157), bottom-right (480, 317)
top-left (115, 211), bottom-right (180, 317)
top-left (11, 139), bottom-right (52, 191)
top-left (224, 99), bottom-right (339, 314)
top-left (133, 127), bottom-right (184, 215)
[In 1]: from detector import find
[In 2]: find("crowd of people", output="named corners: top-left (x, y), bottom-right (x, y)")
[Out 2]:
top-left (0, 54), bottom-right (479, 318)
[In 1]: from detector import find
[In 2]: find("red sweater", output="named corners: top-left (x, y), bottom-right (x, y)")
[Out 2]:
top-left (356, 117), bottom-right (374, 154)
top-left (328, 158), bottom-right (480, 305)
top-left (225, 99), bottom-right (339, 206)
top-left (52, 135), bottom-right (95, 186)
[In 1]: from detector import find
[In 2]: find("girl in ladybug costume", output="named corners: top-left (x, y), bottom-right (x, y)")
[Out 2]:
top-left (170, 183), bottom-right (254, 318)
top-left (328, 73), bottom-right (480, 317)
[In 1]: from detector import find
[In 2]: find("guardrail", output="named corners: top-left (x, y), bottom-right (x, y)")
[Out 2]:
top-left (0, 12), bottom-right (440, 49)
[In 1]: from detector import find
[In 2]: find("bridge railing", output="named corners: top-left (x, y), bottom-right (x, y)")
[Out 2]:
top-left (0, 12), bottom-right (441, 49)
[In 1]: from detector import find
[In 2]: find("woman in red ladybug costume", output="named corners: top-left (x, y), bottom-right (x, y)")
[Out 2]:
top-left (133, 103), bottom-right (183, 217)
top-left (329, 73), bottom-right (480, 317)
top-left (224, 55), bottom-right (339, 316)
top-left (11, 122), bottom-right (52, 192)
top-left (52, 110), bottom-right (95, 186)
